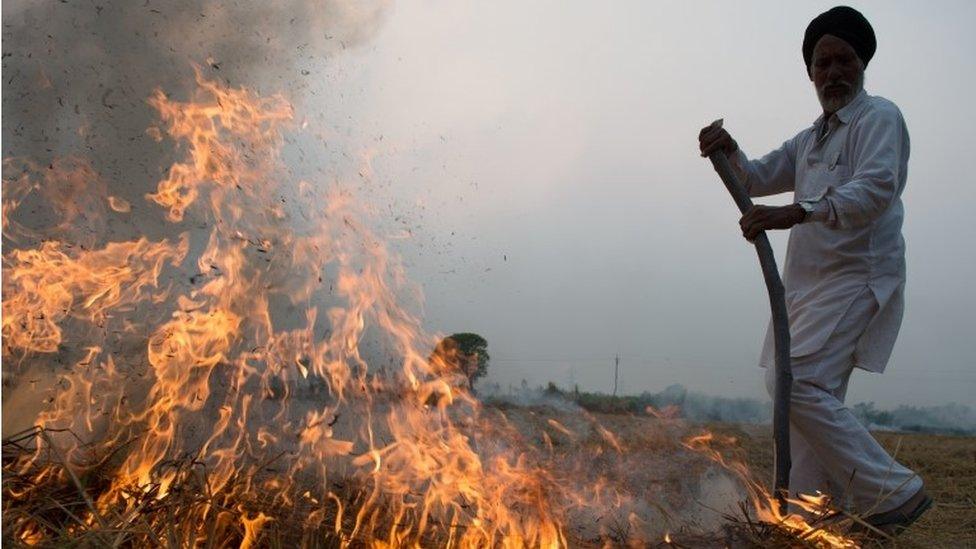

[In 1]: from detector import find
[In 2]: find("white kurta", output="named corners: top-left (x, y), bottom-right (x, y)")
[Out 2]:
top-left (730, 90), bottom-right (909, 372)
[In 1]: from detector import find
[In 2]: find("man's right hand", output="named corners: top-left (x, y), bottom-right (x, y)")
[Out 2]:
top-left (699, 120), bottom-right (738, 157)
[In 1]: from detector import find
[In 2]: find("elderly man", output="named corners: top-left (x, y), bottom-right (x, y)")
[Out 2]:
top-left (698, 6), bottom-right (930, 536)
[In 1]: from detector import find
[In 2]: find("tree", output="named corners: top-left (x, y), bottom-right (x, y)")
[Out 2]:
top-left (431, 332), bottom-right (489, 391)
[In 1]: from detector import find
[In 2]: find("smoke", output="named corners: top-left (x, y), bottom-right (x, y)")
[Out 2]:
top-left (2, 0), bottom-right (389, 238)
top-left (474, 405), bottom-right (745, 542)
top-left (480, 380), bottom-right (586, 413)
top-left (851, 401), bottom-right (976, 436)
top-left (484, 382), bottom-right (976, 436)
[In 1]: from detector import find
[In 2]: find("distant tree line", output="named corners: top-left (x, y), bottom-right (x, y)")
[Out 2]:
top-left (479, 381), bottom-right (976, 436)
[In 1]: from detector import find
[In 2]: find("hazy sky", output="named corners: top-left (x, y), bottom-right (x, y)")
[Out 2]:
top-left (304, 0), bottom-right (976, 408)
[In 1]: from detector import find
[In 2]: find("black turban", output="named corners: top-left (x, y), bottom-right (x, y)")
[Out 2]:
top-left (802, 6), bottom-right (876, 73)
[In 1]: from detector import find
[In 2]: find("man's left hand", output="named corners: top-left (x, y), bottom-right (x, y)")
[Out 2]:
top-left (739, 204), bottom-right (806, 241)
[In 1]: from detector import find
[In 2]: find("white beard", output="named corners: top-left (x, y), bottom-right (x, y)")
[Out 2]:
top-left (816, 71), bottom-right (865, 114)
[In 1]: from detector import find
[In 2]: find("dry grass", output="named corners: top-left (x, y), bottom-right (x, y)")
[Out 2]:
top-left (866, 432), bottom-right (975, 547)
top-left (4, 415), bottom-right (972, 548)
top-left (709, 422), bottom-right (976, 548)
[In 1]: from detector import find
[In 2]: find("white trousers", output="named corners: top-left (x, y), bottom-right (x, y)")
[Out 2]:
top-left (764, 287), bottom-right (922, 515)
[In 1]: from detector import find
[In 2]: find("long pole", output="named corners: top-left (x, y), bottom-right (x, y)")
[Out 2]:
top-left (706, 149), bottom-right (792, 513)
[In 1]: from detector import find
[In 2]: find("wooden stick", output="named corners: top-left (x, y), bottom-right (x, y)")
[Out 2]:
top-left (706, 147), bottom-right (793, 513)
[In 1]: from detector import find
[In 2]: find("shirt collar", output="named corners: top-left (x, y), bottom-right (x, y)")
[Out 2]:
top-left (812, 89), bottom-right (868, 129)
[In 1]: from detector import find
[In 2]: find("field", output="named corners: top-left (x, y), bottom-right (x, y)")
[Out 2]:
top-left (489, 397), bottom-right (976, 547)
top-left (702, 421), bottom-right (976, 547)
top-left (3, 398), bottom-right (973, 547)
top-left (510, 385), bottom-right (976, 547)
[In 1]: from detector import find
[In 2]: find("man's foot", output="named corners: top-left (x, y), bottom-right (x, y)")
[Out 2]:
top-left (856, 486), bottom-right (933, 538)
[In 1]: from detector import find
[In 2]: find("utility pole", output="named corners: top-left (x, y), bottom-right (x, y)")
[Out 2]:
top-left (613, 354), bottom-right (619, 396)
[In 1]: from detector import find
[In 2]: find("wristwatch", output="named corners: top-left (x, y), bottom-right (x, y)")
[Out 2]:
top-left (797, 200), bottom-right (817, 222)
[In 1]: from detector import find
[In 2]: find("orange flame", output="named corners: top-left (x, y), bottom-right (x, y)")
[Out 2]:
top-left (682, 432), bottom-right (860, 548)
top-left (3, 67), bottom-right (837, 549)
top-left (2, 69), bottom-right (575, 547)
top-left (3, 237), bottom-right (187, 354)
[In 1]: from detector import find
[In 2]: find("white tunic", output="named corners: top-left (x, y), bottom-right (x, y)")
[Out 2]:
top-left (730, 90), bottom-right (909, 372)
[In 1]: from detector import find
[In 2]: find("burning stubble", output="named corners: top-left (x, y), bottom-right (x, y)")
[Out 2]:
top-left (2, 66), bottom-right (563, 545)
top-left (0, 68), bottom-right (711, 547)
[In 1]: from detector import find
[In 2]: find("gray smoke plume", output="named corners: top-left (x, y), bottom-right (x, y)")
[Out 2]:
top-left (2, 0), bottom-right (388, 240)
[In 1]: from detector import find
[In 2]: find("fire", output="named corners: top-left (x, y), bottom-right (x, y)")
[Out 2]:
top-left (3, 66), bottom-right (858, 548)
top-left (145, 66), bottom-right (294, 224)
top-left (240, 511), bottom-right (274, 549)
top-left (1, 68), bottom-right (574, 547)
top-left (645, 403), bottom-right (681, 420)
top-left (682, 432), bottom-right (861, 548)
top-left (2, 237), bottom-right (187, 355)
